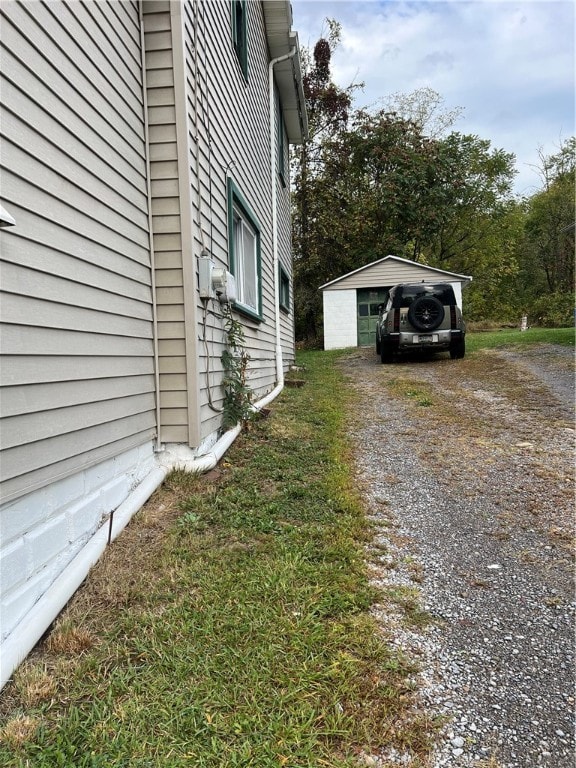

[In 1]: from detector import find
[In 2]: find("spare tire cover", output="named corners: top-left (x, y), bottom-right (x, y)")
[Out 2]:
top-left (408, 295), bottom-right (444, 331)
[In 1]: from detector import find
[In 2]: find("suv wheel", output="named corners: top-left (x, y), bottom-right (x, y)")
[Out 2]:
top-left (450, 338), bottom-right (465, 359)
top-left (380, 342), bottom-right (394, 364)
top-left (408, 295), bottom-right (444, 332)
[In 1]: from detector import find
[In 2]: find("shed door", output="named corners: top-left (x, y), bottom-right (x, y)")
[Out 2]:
top-left (357, 288), bottom-right (390, 346)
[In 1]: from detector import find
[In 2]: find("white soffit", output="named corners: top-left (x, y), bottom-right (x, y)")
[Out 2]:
top-left (262, 1), bottom-right (308, 143)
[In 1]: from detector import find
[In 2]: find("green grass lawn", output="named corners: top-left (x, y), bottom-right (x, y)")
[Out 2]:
top-left (0, 351), bottom-right (437, 768)
top-left (6, 331), bottom-right (569, 766)
top-left (466, 325), bottom-right (575, 354)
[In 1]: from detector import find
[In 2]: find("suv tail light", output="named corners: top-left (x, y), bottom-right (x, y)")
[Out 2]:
top-left (393, 309), bottom-right (400, 333)
top-left (450, 306), bottom-right (457, 329)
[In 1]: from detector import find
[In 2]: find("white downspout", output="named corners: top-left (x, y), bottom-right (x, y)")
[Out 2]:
top-left (269, 47), bottom-right (296, 391)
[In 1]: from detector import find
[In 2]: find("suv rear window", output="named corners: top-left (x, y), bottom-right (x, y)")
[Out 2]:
top-left (391, 283), bottom-right (456, 309)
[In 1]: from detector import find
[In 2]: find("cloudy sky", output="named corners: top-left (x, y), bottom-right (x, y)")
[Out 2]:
top-left (290, 0), bottom-right (574, 197)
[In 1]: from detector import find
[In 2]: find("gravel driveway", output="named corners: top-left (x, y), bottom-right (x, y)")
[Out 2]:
top-left (342, 344), bottom-right (575, 768)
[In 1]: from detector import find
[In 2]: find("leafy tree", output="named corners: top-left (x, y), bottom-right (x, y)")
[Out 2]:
top-left (514, 138), bottom-right (575, 326)
top-left (292, 21), bottom-right (358, 340)
top-left (460, 200), bottom-right (525, 322)
top-left (382, 86), bottom-right (464, 139)
top-left (424, 133), bottom-right (516, 266)
top-left (335, 110), bottom-right (457, 263)
top-left (293, 92), bottom-right (518, 336)
top-left (524, 139), bottom-right (575, 294)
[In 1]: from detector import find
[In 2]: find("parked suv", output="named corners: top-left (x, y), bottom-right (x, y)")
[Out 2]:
top-left (375, 282), bottom-right (465, 363)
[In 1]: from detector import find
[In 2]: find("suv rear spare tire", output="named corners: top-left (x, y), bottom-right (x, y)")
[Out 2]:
top-left (408, 295), bottom-right (445, 332)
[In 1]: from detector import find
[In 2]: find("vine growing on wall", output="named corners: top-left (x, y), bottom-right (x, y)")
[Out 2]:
top-left (220, 303), bottom-right (254, 429)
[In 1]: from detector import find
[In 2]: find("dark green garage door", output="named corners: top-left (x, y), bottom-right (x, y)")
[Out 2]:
top-left (357, 288), bottom-right (390, 346)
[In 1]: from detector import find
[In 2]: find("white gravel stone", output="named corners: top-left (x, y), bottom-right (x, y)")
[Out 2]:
top-left (345, 345), bottom-right (575, 768)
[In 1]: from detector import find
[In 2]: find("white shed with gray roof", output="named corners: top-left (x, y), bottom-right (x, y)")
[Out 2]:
top-left (320, 255), bottom-right (472, 350)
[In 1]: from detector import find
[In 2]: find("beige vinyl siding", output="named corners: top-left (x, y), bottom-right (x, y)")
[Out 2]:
top-left (1, 376), bottom-right (154, 418)
top-left (324, 260), bottom-right (463, 290)
top-left (0, 0), bottom-right (155, 503)
top-left (1, 357), bottom-right (153, 388)
top-left (276, 115), bottom-right (295, 365)
top-left (185, 0), bottom-right (239, 438)
top-left (181, 1), bottom-right (282, 439)
top-left (0, 259), bottom-right (151, 318)
top-left (176, 0), bottom-right (228, 442)
top-left (143, 0), bottom-right (199, 446)
top-left (141, 0), bottom-right (297, 448)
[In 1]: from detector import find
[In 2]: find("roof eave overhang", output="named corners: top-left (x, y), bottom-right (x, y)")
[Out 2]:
top-left (262, 1), bottom-right (308, 144)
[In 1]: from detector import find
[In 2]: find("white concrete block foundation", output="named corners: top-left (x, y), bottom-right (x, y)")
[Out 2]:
top-left (0, 443), bottom-right (156, 644)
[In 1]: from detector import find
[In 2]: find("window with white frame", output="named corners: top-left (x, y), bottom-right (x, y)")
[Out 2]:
top-left (228, 180), bottom-right (261, 318)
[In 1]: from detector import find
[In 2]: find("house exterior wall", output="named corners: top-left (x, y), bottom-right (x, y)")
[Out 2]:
top-left (322, 290), bottom-right (357, 350)
top-left (0, 0), bottom-right (303, 683)
top-left (144, 0), bottom-right (296, 449)
top-left (141, 1), bottom-right (197, 446)
top-left (0, 0), bottom-right (156, 501)
top-left (452, 283), bottom-right (463, 308)
top-left (0, 0), bottom-right (156, 642)
top-left (183, 0), bottom-right (296, 444)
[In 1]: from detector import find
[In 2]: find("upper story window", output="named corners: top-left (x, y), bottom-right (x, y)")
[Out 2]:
top-left (232, 0), bottom-right (248, 80)
top-left (228, 180), bottom-right (261, 319)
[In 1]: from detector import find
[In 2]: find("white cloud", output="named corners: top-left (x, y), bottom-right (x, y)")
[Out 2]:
top-left (292, 0), bottom-right (575, 196)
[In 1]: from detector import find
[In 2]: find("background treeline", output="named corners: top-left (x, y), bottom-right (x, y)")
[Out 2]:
top-left (291, 25), bottom-right (575, 342)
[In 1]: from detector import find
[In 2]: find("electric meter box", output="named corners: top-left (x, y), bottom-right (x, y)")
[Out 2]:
top-left (198, 255), bottom-right (214, 299)
top-left (212, 268), bottom-right (237, 303)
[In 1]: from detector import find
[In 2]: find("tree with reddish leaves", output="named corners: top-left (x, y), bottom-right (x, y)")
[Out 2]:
top-left (292, 21), bottom-right (358, 341)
